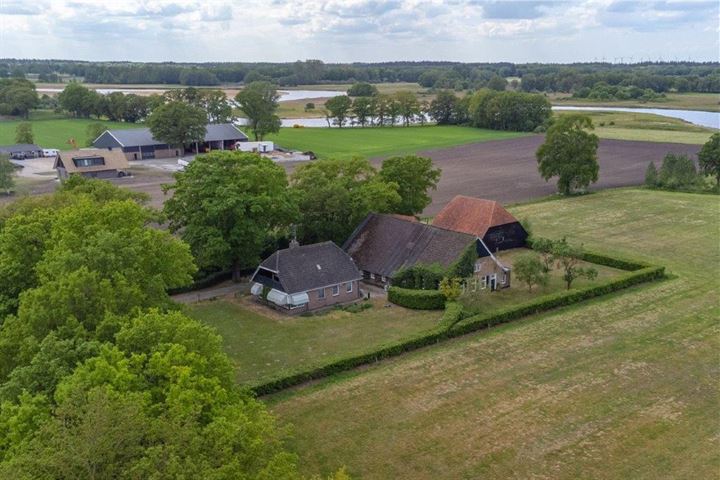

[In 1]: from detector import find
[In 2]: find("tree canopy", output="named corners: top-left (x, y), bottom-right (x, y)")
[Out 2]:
top-left (235, 81), bottom-right (281, 140)
top-left (536, 114), bottom-right (599, 195)
top-left (163, 151), bottom-right (297, 280)
top-left (698, 132), bottom-right (720, 188)
top-left (290, 157), bottom-right (401, 244)
top-left (379, 155), bottom-right (441, 215)
top-left (147, 100), bottom-right (208, 148)
top-left (14, 122), bottom-right (33, 144)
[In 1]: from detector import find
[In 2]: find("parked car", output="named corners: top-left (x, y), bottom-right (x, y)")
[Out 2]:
top-left (43, 149), bottom-right (60, 157)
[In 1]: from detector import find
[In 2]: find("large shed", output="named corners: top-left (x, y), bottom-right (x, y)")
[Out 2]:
top-left (432, 195), bottom-right (528, 254)
top-left (93, 123), bottom-right (248, 160)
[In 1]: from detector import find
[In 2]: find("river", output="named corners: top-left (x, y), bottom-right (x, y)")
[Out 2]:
top-left (551, 106), bottom-right (719, 129)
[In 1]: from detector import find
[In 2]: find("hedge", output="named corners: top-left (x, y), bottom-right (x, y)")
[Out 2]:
top-left (167, 270), bottom-right (232, 295)
top-left (252, 261), bottom-right (665, 396)
top-left (387, 286), bottom-right (446, 310)
top-left (440, 301), bottom-right (465, 329)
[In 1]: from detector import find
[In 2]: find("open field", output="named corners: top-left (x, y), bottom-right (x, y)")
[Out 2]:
top-left (268, 126), bottom-right (528, 159)
top-left (186, 296), bottom-right (443, 386)
top-left (555, 110), bottom-right (716, 145)
top-left (415, 136), bottom-right (700, 215)
top-left (550, 92), bottom-right (720, 112)
top-left (270, 189), bottom-right (720, 479)
top-left (0, 111), bottom-right (137, 150)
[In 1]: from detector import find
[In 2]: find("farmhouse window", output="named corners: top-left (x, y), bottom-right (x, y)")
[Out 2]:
top-left (346, 282), bottom-right (353, 293)
top-left (481, 276), bottom-right (488, 289)
top-left (318, 288), bottom-right (325, 299)
top-left (370, 273), bottom-right (375, 280)
top-left (332, 285), bottom-right (340, 296)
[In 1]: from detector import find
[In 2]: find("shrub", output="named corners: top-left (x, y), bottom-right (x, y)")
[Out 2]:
top-left (440, 301), bottom-right (464, 329)
top-left (657, 153), bottom-right (699, 190)
top-left (393, 264), bottom-right (445, 290)
top-left (645, 162), bottom-right (659, 187)
top-left (387, 286), bottom-right (446, 310)
top-left (439, 277), bottom-right (463, 301)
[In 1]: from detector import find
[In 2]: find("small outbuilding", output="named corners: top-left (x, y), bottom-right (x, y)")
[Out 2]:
top-left (432, 195), bottom-right (528, 255)
top-left (0, 144), bottom-right (43, 160)
top-left (250, 241), bottom-right (362, 314)
top-left (54, 149), bottom-right (129, 180)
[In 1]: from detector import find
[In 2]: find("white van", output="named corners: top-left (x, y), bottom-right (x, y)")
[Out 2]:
top-left (42, 149), bottom-right (59, 157)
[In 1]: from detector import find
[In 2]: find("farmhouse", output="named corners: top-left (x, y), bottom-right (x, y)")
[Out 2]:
top-left (0, 144), bottom-right (43, 159)
top-left (343, 213), bottom-right (510, 289)
top-left (432, 195), bottom-right (528, 254)
top-left (93, 123), bottom-right (249, 160)
top-left (54, 149), bottom-right (129, 179)
top-left (250, 241), bottom-right (362, 314)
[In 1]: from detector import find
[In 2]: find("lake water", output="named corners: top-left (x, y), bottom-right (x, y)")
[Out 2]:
top-left (552, 106), bottom-right (720, 129)
top-left (278, 90), bottom-right (344, 102)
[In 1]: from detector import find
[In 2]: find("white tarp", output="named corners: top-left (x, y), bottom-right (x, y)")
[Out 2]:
top-left (250, 282), bottom-right (263, 295)
top-left (289, 292), bottom-right (309, 306)
top-left (266, 288), bottom-right (289, 306)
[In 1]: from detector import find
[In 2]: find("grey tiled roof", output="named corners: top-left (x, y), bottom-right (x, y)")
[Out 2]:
top-left (343, 214), bottom-right (476, 278)
top-left (255, 241), bottom-right (361, 294)
top-left (102, 123), bottom-right (248, 147)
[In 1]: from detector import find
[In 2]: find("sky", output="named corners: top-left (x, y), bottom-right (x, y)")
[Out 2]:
top-left (0, 0), bottom-right (718, 63)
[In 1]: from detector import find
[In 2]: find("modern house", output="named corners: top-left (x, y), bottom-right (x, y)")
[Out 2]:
top-left (432, 195), bottom-right (528, 254)
top-left (250, 241), bottom-right (362, 314)
top-left (54, 149), bottom-right (129, 179)
top-left (93, 123), bottom-right (249, 160)
top-left (0, 144), bottom-right (43, 159)
top-left (343, 213), bottom-right (510, 289)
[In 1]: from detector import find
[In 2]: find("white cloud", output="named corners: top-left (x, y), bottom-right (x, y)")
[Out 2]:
top-left (0, 0), bottom-right (717, 62)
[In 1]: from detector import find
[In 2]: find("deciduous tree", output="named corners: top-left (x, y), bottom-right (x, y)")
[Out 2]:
top-left (147, 101), bottom-right (207, 149)
top-left (14, 123), bottom-right (33, 144)
top-left (513, 253), bottom-right (548, 292)
top-left (163, 151), bottom-right (297, 280)
top-left (379, 155), bottom-right (441, 215)
top-left (0, 156), bottom-right (15, 196)
top-left (536, 114), bottom-right (599, 195)
top-left (291, 157), bottom-right (400, 244)
top-left (235, 81), bottom-right (281, 140)
top-left (698, 132), bottom-right (720, 188)
top-left (552, 237), bottom-right (598, 290)
top-left (325, 95), bottom-right (353, 127)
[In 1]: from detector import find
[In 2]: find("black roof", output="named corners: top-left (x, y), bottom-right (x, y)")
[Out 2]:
top-left (0, 144), bottom-right (42, 154)
top-left (253, 241), bottom-right (361, 294)
top-left (343, 213), bottom-right (476, 278)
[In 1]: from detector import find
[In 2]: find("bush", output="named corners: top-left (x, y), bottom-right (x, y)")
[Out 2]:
top-left (447, 244), bottom-right (477, 279)
top-left (657, 153), bottom-right (699, 190)
top-left (645, 162), bottom-right (659, 187)
top-left (439, 301), bottom-right (464, 329)
top-left (166, 270), bottom-right (232, 295)
top-left (387, 286), bottom-right (446, 310)
top-left (393, 264), bottom-right (445, 290)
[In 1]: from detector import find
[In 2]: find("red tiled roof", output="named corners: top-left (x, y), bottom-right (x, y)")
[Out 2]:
top-left (432, 195), bottom-right (519, 238)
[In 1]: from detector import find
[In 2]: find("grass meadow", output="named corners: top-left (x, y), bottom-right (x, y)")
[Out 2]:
top-left (0, 110), bottom-right (136, 150)
top-left (550, 92), bottom-right (720, 112)
top-left (267, 125), bottom-right (528, 159)
top-left (185, 296), bottom-right (443, 386)
top-left (269, 189), bottom-right (720, 479)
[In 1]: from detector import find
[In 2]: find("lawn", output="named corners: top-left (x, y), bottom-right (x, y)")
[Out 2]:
top-left (458, 248), bottom-right (625, 317)
top-left (550, 92), bottom-right (720, 112)
top-left (0, 110), bottom-right (137, 150)
top-left (269, 189), bottom-right (720, 479)
top-left (555, 109), bottom-right (716, 145)
top-left (267, 125), bottom-right (528, 159)
top-left (185, 296), bottom-right (443, 386)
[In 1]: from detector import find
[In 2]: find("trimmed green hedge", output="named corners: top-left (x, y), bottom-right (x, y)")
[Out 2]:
top-left (388, 286), bottom-right (446, 310)
top-left (440, 301), bottom-right (464, 329)
top-left (252, 261), bottom-right (665, 396)
top-left (167, 270), bottom-right (233, 295)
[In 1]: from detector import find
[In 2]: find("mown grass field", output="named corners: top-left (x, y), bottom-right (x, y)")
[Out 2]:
top-left (550, 92), bottom-right (720, 112)
top-left (0, 111), bottom-right (137, 150)
top-left (270, 189), bottom-right (720, 479)
top-left (185, 296), bottom-right (443, 386)
top-left (555, 109), bottom-right (716, 144)
top-left (267, 125), bottom-right (528, 159)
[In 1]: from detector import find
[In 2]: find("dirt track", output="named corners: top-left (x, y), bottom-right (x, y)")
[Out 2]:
top-left (412, 136), bottom-right (700, 216)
